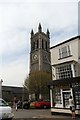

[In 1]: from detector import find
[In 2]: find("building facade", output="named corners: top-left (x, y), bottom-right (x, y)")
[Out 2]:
top-left (30, 23), bottom-right (51, 73)
top-left (48, 36), bottom-right (80, 115)
top-left (29, 24), bottom-right (52, 99)
top-left (2, 86), bottom-right (29, 102)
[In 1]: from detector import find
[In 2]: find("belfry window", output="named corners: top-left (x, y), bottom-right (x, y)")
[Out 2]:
top-left (33, 42), bottom-right (35, 50)
top-left (42, 39), bottom-right (44, 49)
top-left (36, 40), bottom-right (39, 49)
top-left (45, 41), bottom-right (48, 50)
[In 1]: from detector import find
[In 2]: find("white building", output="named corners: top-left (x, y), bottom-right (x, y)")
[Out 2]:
top-left (49, 35), bottom-right (80, 115)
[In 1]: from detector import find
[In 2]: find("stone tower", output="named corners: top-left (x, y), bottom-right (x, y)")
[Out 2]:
top-left (30, 23), bottom-right (51, 73)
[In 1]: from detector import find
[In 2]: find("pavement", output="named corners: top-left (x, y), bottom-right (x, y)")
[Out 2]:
top-left (13, 117), bottom-right (80, 119)
top-left (13, 117), bottom-right (80, 120)
top-left (12, 109), bottom-right (80, 120)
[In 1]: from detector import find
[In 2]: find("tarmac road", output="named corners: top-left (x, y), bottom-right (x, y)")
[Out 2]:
top-left (12, 109), bottom-right (80, 120)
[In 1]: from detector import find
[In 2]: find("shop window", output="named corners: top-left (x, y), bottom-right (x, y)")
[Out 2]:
top-left (55, 88), bottom-right (62, 104)
top-left (72, 83), bottom-right (80, 109)
top-left (74, 91), bottom-right (80, 109)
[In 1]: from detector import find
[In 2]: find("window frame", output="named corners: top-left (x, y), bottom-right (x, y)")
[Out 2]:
top-left (56, 64), bottom-right (73, 79)
top-left (59, 45), bottom-right (71, 59)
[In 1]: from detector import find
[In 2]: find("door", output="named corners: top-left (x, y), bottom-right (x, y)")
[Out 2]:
top-left (63, 91), bottom-right (71, 108)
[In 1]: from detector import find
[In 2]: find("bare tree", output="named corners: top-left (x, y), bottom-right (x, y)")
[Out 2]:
top-left (24, 71), bottom-right (52, 100)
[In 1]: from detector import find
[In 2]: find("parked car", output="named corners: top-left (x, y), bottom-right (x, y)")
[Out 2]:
top-left (0, 98), bottom-right (14, 120)
top-left (22, 100), bottom-right (30, 109)
top-left (34, 99), bottom-right (55, 109)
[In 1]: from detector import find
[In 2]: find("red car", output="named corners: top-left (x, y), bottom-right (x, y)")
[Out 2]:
top-left (34, 99), bottom-right (54, 109)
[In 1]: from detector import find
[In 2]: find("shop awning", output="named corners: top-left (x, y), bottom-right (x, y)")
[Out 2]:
top-left (48, 76), bottom-right (80, 87)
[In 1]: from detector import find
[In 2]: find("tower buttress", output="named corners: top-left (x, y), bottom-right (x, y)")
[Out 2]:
top-left (31, 29), bottom-right (34, 38)
top-left (46, 29), bottom-right (50, 38)
top-left (38, 23), bottom-right (42, 32)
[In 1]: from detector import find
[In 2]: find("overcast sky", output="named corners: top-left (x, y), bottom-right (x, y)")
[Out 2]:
top-left (0, 0), bottom-right (79, 87)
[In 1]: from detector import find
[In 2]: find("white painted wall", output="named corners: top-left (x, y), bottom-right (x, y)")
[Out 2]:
top-left (78, 39), bottom-right (80, 75)
top-left (50, 38), bottom-right (79, 65)
top-left (50, 37), bottom-right (80, 80)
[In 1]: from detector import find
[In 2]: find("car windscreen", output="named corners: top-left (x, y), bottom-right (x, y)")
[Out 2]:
top-left (0, 100), bottom-right (8, 106)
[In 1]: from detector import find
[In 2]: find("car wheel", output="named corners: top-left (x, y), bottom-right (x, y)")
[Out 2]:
top-left (43, 105), bottom-right (47, 109)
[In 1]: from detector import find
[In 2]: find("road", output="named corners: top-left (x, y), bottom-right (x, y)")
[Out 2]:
top-left (12, 109), bottom-right (80, 120)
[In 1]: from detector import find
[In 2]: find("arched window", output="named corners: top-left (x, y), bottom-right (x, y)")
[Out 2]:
top-left (36, 40), bottom-right (39, 49)
top-left (46, 41), bottom-right (47, 50)
top-left (33, 42), bottom-right (35, 50)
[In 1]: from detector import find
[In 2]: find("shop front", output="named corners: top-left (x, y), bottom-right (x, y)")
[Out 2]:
top-left (48, 76), bottom-right (80, 115)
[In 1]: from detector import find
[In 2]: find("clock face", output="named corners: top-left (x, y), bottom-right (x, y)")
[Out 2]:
top-left (32, 54), bottom-right (38, 60)
top-left (43, 54), bottom-right (47, 60)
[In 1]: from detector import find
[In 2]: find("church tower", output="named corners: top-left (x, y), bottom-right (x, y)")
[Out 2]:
top-left (30, 24), bottom-right (51, 73)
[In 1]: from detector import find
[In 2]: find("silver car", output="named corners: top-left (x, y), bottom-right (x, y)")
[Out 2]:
top-left (0, 98), bottom-right (14, 120)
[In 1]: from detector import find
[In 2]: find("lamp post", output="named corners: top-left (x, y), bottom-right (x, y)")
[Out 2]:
top-left (0, 79), bottom-right (3, 98)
